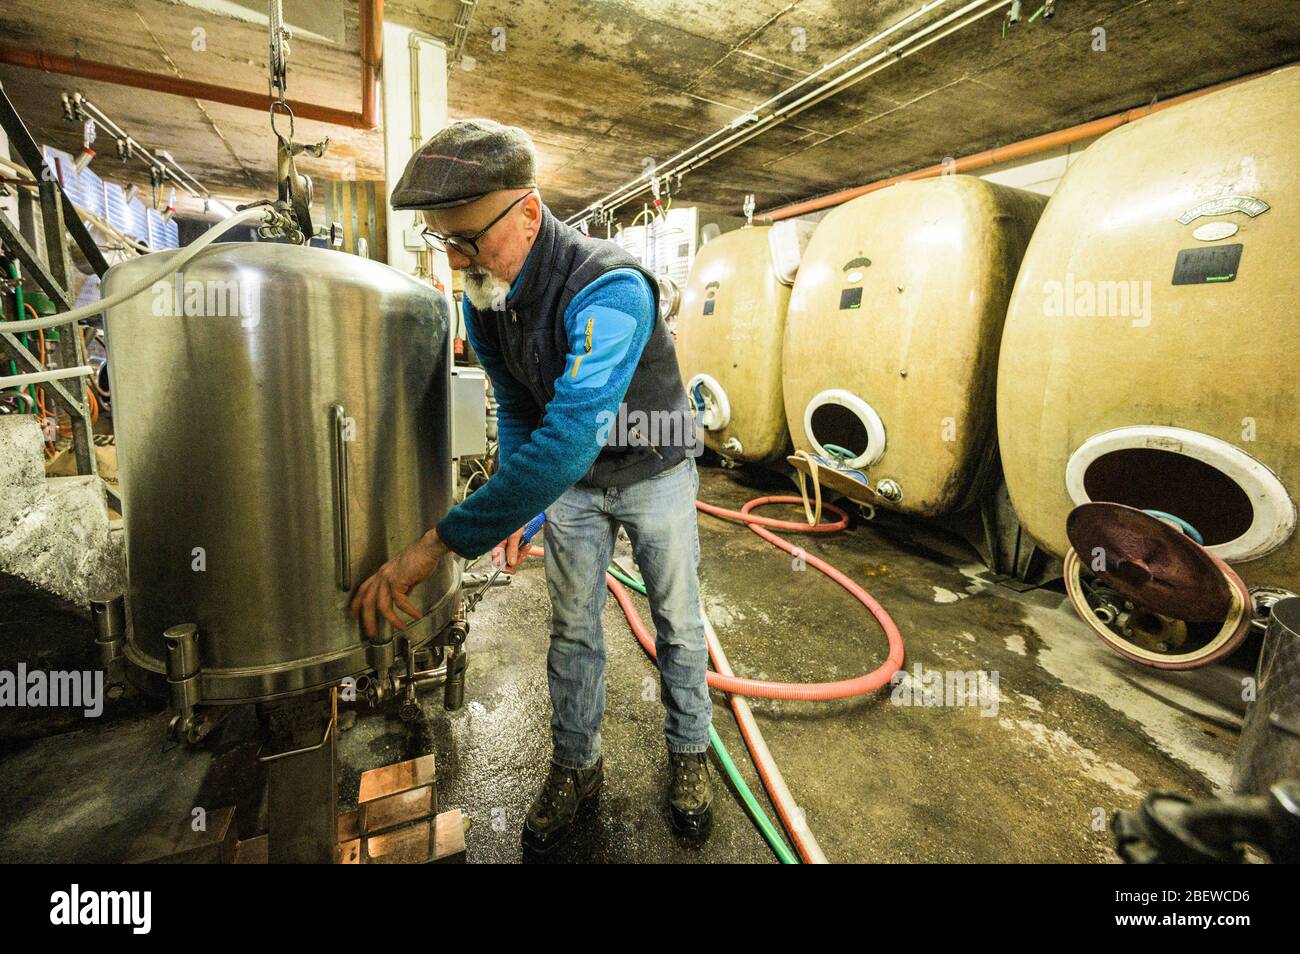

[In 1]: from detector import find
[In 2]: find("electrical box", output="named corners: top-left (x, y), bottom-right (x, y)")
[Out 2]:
top-left (450, 366), bottom-right (487, 460)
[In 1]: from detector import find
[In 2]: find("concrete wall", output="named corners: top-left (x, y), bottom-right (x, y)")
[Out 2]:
top-left (972, 134), bottom-right (1103, 197)
top-left (0, 122), bottom-right (16, 228)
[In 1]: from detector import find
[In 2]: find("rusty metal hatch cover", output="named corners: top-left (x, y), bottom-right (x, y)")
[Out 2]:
top-left (1066, 502), bottom-right (1233, 623)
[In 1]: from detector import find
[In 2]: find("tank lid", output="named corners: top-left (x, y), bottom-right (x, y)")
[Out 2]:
top-left (1066, 502), bottom-right (1232, 623)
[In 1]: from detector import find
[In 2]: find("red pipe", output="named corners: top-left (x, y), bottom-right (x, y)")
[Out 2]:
top-left (761, 63), bottom-right (1294, 221)
top-left (359, 0), bottom-right (383, 130)
top-left (0, 0), bottom-right (383, 130)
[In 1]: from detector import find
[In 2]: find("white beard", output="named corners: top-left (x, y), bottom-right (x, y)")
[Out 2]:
top-left (462, 268), bottom-right (512, 312)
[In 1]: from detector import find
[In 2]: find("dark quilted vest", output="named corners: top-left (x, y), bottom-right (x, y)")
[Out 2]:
top-left (469, 204), bottom-right (692, 488)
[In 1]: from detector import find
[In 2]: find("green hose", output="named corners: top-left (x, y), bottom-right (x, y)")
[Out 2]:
top-left (607, 564), bottom-right (798, 864)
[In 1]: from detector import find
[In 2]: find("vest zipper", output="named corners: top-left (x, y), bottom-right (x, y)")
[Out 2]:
top-left (631, 428), bottom-right (663, 459)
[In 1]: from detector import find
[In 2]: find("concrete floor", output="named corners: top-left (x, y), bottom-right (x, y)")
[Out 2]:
top-left (0, 465), bottom-right (1244, 863)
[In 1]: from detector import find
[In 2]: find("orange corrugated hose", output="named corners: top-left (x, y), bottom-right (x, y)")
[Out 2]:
top-left (24, 303), bottom-right (97, 441)
top-left (30, 315), bottom-right (55, 458)
top-left (525, 493), bottom-right (907, 864)
top-left (528, 497), bottom-right (905, 699)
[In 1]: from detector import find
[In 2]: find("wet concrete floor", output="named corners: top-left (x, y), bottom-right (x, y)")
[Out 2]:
top-left (0, 465), bottom-right (1242, 863)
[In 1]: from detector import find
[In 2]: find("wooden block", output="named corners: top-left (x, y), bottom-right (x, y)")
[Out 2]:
top-left (431, 809), bottom-right (467, 864)
top-left (358, 755), bottom-right (437, 835)
top-left (358, 755), bottom-right (435, 804)
top-left (234, 834), bottom-right (268, 865)
top-left (364, 820), bottom-right (434, 864)
top-left (338, 808), bottom-right (360, 842)
top-left (362, 787), bottom-right (435, 835)
top-left (131, 806), bottom-right (237, 864)
top-left (337, 838), bottom-right (363, 864)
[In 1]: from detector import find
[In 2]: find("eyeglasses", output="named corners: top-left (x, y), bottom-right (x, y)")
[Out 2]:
top-left (419, 191), bottom-right (532, 258)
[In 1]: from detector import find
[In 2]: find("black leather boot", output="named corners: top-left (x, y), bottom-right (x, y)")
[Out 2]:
top-left (521, 757), bottom-right (603, 856)
top-left (668, 751), bottom-right (713, 840)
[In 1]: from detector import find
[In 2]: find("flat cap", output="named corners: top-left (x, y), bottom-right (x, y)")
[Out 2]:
top-left (390, 118), bottom-right (537, 210)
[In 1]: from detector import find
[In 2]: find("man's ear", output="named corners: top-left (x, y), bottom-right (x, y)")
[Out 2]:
top-left (522, 191), bottom-right (543, 239)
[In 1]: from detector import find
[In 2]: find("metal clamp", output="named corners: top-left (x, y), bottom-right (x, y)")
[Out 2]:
top-left (89, 592), bottom-right (127, 697)
top-left (331, 402), bottom-right (352, 591)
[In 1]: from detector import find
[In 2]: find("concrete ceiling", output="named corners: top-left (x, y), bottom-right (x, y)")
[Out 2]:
top-left (2, 0), bottom-right (1299, 224)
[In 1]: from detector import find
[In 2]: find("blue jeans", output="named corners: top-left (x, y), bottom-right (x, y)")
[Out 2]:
top-left (542, 457), bottom-right (712, 770)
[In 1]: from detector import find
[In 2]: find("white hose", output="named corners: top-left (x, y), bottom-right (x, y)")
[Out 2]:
top-left (1, 205), bottom-right (270, 333)
top-left (0, 365), bottom-right (93, 388)
top-left (700, 602), bottom-right (830, 864)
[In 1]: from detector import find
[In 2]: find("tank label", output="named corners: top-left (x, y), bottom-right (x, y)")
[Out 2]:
top-left (1172, 244), bottom-right (1243, 285)
top-left (1176, 195), bottom-right (1269, 224)
top-left (1192, 221), bottom-right (1239, 242)
top-left (839, 287), bottom-right (863, 310)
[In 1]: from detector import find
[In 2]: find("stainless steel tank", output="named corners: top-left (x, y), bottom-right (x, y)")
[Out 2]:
top-left (104, 242), bottom-right (457, 704)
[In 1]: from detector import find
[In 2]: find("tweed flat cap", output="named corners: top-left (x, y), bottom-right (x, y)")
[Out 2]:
top-left (391, 118), bottom-right (537, 210)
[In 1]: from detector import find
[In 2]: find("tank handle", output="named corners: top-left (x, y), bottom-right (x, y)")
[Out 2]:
top-left (331, 403), bottom-right (352, 591)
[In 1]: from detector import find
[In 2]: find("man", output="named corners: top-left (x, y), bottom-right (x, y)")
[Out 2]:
top-left (351, 119), bottom-right (713, 854)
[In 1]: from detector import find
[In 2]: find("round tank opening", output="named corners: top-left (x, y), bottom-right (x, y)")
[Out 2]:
top-left (809, 403), bottom-right (871, 462)
top-left (1082, 448), bottom-right (1254, 546)
top-left (686, 373), bottom-right (730, 431)
top-left (803, 389), bottom-right (886, 469)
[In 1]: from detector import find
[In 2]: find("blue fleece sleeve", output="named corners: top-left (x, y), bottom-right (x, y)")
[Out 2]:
top-left (437, 269), bottom-right (654, 557)
top-left (461, 297), bottom-right (536, 466)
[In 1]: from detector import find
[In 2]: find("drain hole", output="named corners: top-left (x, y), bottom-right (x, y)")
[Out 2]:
top-left (1083, 448), bottom-right (1254, 546)
top-left (810, 403), bottom-right (870, 461)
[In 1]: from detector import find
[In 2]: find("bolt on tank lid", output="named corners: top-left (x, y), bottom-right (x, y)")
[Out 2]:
top-left (1066, 502), bottom-right (1233, 623)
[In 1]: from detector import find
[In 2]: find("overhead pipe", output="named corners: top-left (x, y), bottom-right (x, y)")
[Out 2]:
top-left (761, 62), bottom-right (1294, 221)
top-left (0, 0), bottom-right (384, 131)
top-left (564, 0), bottom-right (1008, 225)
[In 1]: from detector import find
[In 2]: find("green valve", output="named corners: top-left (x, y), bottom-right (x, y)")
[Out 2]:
top-left (27, 292), bottom-right (57, 315)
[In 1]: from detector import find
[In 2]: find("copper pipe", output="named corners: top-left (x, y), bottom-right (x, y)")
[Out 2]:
top-left (360, 0), bottom-right (384, 129)
top-left (762, 64), bottom-right (1293, 221)
top-left (0, 0), bottom-right (383, 131)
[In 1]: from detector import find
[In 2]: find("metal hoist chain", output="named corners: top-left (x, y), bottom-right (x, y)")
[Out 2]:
top-left (238, 0), bottom-right (330, 244)
top-left (269, 0), bottom-right (291, 107)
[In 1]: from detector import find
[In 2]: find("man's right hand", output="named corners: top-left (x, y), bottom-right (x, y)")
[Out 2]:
top-left (492, 524), bottom-right (532, 574)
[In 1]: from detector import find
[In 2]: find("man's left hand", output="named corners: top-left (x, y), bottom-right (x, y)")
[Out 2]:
top-left (350, 530), bottom-right (449, 638)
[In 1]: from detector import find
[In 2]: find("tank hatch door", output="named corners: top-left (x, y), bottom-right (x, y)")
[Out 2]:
top-left (1066, 502), bottom-right (1232, 623)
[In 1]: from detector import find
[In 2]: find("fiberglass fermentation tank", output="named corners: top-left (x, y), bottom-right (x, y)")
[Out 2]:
top-left (997, 66), bottom-right (1300, 590)
top-left (782, 175), bottom-right (1045, 515)
top-left (105, 242), bottom-right (458, 703)
top-left (677, 225), bottom-right (791, 464)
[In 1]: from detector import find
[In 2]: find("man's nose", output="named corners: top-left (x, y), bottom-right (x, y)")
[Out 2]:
top-left (446, 248), bottom-right (472, 270)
